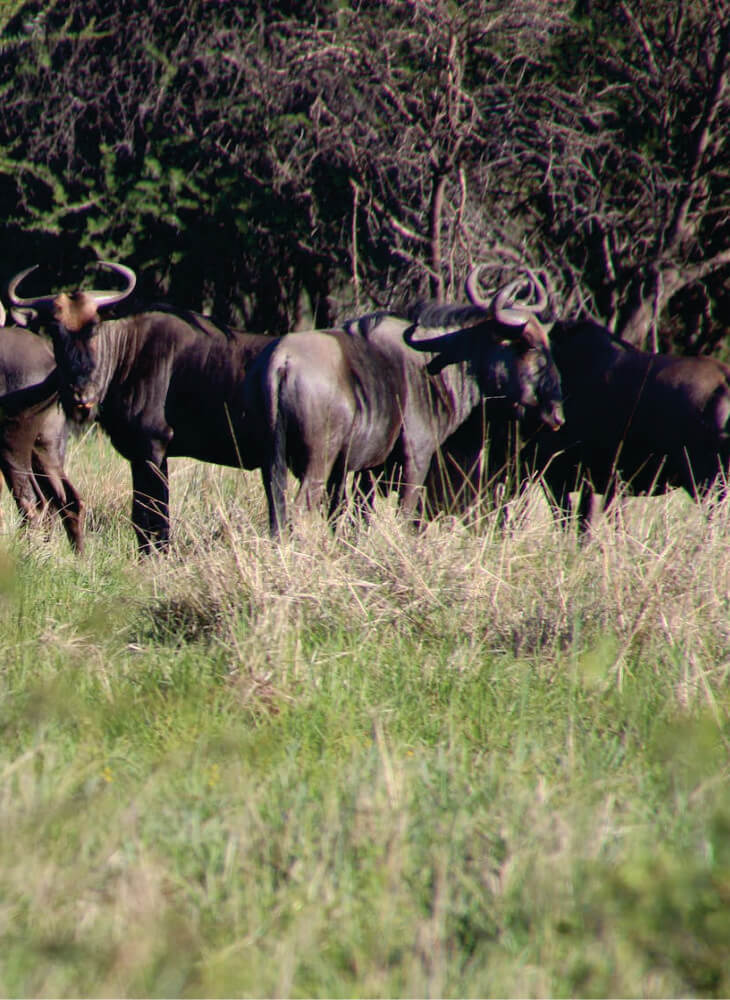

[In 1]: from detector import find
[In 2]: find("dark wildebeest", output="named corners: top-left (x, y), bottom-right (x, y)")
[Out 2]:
top-left (344, 270), bottom-right (565, 517)
top-left (243, 271), bottom-right (565, 533)
top-left (0, 302), bottom-right (84, 550)
top-left (429, 318), bottom-right (730, 526)
top-left (9, 263), bottom-right (273, 553)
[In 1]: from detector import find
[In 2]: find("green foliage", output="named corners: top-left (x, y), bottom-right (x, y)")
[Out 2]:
top-left (573, 809), bottom-right (730, 996)
top-left (1, 0), bottom-right (727, 345)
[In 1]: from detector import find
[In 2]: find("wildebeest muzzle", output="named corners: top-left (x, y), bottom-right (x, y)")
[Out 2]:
top-left (67, 389), bottom-right (98, 423)
top-left (543, 402), bottom-right (565, 431)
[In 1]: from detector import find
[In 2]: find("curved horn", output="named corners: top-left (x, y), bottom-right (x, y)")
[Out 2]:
top-left (0, 301), bottom-right (5, 326)
top-left (8, 261), bottom-right (137, 313)
top-left (7, 265), bottom-right (58, 312)
top-left (465, 264), bottom-right (493, 308)
top-left (518, 268), bottom-right (548, 313)
top-left (84, 261), bottom-right (137, 307)
top-left (493, 269), bottom-right (548, 326)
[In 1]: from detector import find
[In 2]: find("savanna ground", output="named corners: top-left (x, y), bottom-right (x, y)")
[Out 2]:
top-left (1, 426), bottom-right (729, 998)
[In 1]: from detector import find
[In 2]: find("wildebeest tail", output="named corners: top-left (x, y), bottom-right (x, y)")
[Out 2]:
top-left (264, 358), bottom-right (289, 535)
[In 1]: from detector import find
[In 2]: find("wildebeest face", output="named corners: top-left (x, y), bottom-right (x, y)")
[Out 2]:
top-left (511, 343), bottom-right (564, 430)
top-left (51, 293), bottom-right (103, 424)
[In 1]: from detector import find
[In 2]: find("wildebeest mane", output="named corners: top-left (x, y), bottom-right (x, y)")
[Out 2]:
top-left (343, 311), bottom-right (396, 338)
top-left (407, 301), bottom-right (488, 329)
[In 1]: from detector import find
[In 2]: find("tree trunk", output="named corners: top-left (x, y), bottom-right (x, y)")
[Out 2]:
top-left (429, 169), bottom-right (447, 302)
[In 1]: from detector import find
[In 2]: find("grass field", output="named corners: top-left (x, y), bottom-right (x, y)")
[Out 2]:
top-left (1, 426), bottom-right (729, 997)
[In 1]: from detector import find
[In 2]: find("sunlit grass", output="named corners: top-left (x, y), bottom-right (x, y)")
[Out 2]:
top-left (0, 432), bottom-right (729, 996)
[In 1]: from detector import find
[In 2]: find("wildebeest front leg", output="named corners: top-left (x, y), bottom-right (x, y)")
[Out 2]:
top-left (574, 481), bottom-right (602, 531)
top-left (351, 468), bottom-right (378, 521)
top-left (540, 459), bottom-right (587, 531)
top-left (131, 455), bottom-right (170, 553)
top-left (398, 447), bottom-right (434, 519)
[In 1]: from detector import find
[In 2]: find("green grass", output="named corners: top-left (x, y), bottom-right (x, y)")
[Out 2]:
top-left (1, 428), bottom-right (729, 996)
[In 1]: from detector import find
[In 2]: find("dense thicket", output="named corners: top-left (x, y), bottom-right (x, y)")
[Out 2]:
top-left (0, 0), bottom-right (728, 351)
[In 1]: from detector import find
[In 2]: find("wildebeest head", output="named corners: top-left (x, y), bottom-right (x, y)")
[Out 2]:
top-left (507, 334), bottom-right (564, 430)
top-left (8, 262), bottom-right (136, 424)
top-left (406, 269), bottom-right (565, 431)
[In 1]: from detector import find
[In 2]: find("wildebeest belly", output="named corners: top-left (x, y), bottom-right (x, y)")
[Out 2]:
top-left (99, 393), bottom-right (255, 470)
top-left (165, 400), bottom-right (257, 468)
top-left (343, 404), bottom-right (403, 471)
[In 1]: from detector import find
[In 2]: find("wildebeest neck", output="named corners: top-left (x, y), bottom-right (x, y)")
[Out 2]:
top-left (426, 347), bottom-right (487, 432)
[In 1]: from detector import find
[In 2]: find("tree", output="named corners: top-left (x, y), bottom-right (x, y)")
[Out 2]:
top-left (504, 0), bottom-right (730, 350)
top-left (0, 0), bottom-right (728, 351)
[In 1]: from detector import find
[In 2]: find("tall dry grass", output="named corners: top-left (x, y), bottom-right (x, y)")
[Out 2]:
top-left (150, 456), bottom-right (730, 711)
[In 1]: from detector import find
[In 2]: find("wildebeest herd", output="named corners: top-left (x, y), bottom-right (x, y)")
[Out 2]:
top-left (2, 260), bottom-right (729, 554)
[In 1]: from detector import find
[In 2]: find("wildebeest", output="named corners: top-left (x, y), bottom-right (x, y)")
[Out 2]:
top-left (9, 262), bottom-right (273, 553)
top-left (243, 271), bottom-right (565, 533)
top-left (241, 329), bottom-right (408, 533)
top-left (0, 303), bottom-right (84, 551)
top-left (429, 318), bottom-right (730, 525)
top-left (10, 262), bottom-right (565, 546)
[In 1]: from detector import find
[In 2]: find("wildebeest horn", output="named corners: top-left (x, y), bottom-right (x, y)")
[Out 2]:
top-left (465, 264), bottom-right (493, 308)
top-left (466, 265), bottom-right (548, 325)
top-left (0, 301), bottom-right (5, 326)
top-left (8, 261), bottom-right (137, 311)
top-left (493, 270), bottom-right (548, 326)
top-left (7, 265), bottom-right (58, 312)
top-left (84, 261), bottom-right (137, 306)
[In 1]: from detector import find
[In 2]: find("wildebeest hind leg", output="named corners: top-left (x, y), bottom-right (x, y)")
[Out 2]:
top-left (294, 468), bottom-right (327, 518)
top-left (262, 462), bottom-right (287, 537)
top-left (326, 456), bottom-right (347, 522)
top-left (32, 455), bottom-right (86, 553)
